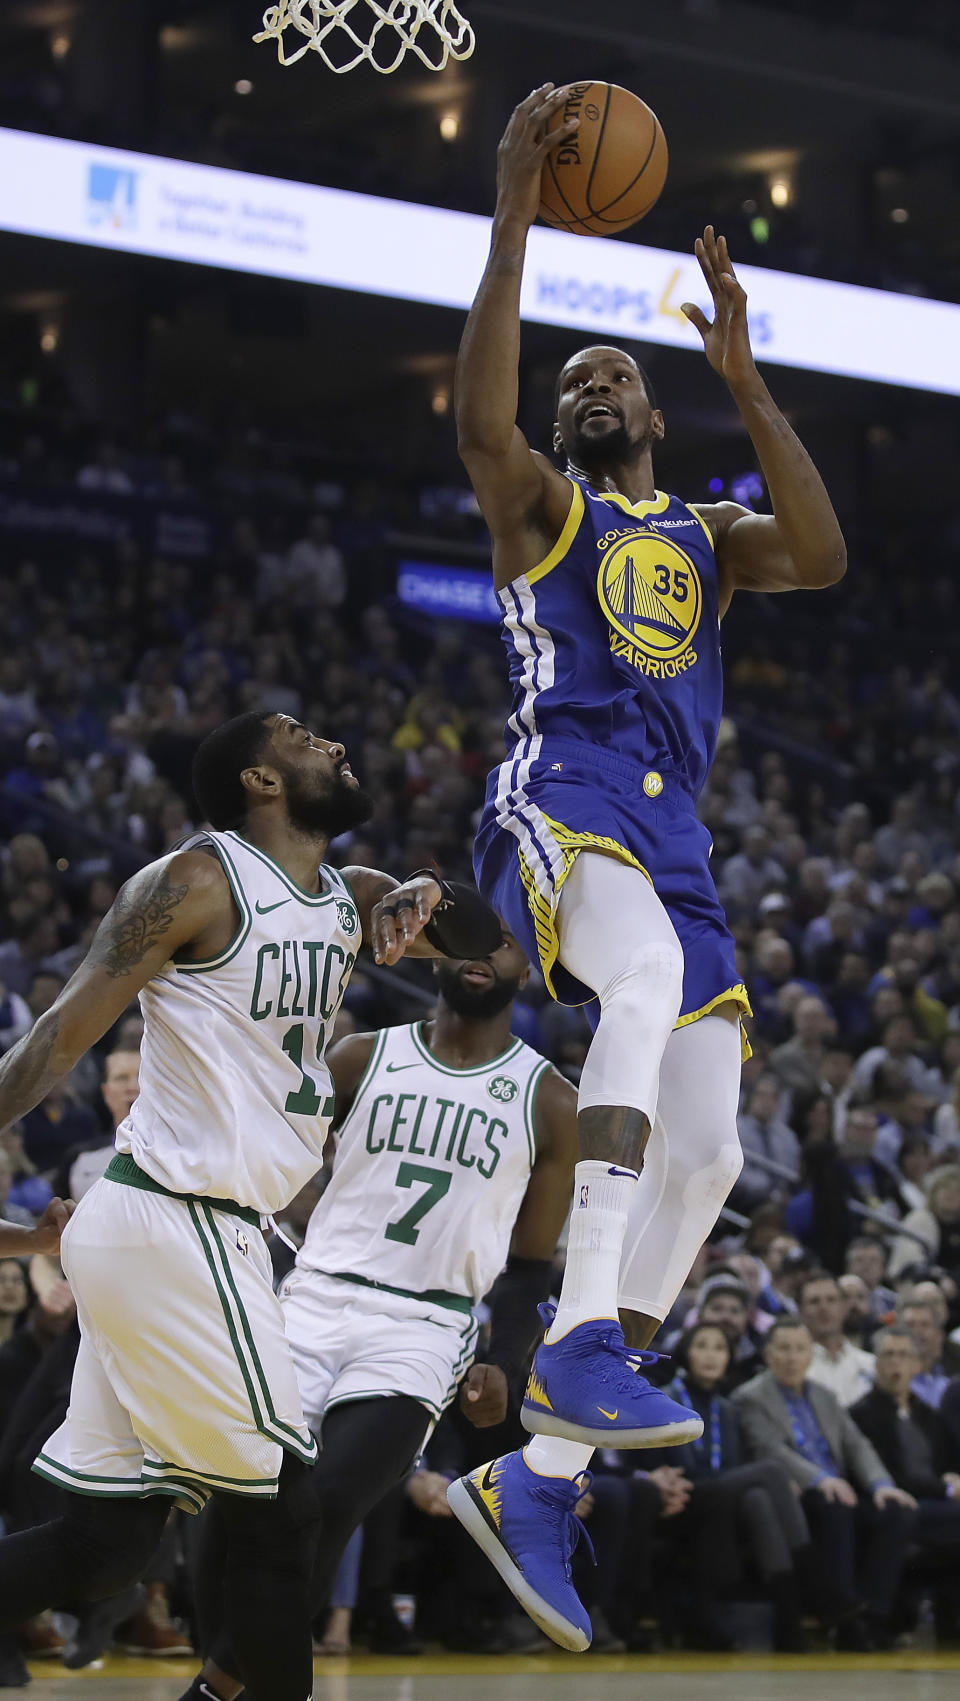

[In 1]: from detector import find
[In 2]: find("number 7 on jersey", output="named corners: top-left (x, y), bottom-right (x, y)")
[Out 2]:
top-left (384, 1162), bottom-right (452, 1246)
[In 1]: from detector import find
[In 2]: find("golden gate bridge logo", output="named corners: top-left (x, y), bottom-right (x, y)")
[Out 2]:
top-left (596, 532), bottom-right (702, 663)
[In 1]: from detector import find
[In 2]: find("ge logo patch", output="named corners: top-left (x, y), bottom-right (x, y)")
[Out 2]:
top-left (336, 899), bottom-right (359, 936)
top-left (597, 532), bottom-right (702, 675)
top-left (488, 1075), bottom-right (519, 1104)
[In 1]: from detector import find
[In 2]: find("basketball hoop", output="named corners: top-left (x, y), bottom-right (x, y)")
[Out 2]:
top-left (253, 0), bottom-right (476, 73)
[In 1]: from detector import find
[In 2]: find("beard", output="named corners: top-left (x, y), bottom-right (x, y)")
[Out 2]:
top-left (436, 962), bottom-right (522, 1019)
top-left (566, 418), bottom-right (652, 469)
top-left (283, 767), bottom-right (374, 838)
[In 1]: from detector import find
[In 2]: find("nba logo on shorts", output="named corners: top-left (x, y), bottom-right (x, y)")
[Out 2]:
top-left (578, 1183), bottom-right (590, 1209)
top-left (236, 1228), bottom-right (249, 1257)
top-left (87, 164), bottom-right (138, 233)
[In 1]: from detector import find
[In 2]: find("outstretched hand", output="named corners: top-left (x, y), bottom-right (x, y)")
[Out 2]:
top-left (370, 875), bottom-right (442, 966)
top-left (495, 84), bottom-right (579, 232)
top-left (682, 226), bottom-right (758, 388)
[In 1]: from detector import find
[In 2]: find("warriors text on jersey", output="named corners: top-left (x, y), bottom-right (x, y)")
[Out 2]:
top-left (498, 476), bottom-right (722, 796)
top-left (116, 830), bottom-right (361, 1215)
top-left (298, 1021), bottom-right (550, 1303)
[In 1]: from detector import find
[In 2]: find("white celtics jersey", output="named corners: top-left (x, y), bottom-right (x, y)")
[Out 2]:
top-left (298, 1021), bottom-right (550, 1303)
top-left (116, 830), bottom-right (361, 1215)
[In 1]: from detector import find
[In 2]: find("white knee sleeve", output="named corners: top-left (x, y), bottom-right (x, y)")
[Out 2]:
top-left (618, 1014), bottom-right (743, 1320)
top-left (557, 854), bottom-right (684, 1124)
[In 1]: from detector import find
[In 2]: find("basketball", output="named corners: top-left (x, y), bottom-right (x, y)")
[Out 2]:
top-left (539, 81), bottom-right (668, 237)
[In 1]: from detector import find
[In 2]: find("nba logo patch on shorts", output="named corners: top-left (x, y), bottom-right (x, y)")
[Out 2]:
top-left (236, 1228), bottom-right (249, 1257)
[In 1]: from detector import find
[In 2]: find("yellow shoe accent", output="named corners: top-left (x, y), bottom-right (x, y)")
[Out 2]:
top-left (525, 1366), bottom-right (553, 1412)
top-left (597, 1407), bottom-right (619, 1421)
top-left (473, 1459), bottom-right (505, 1531)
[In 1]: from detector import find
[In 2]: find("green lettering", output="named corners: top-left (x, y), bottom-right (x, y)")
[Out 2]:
top-left (384, 1163), bottom-right (451, 1246)
top-left (336, 950), bottom-right (356, 1006)
top-left (429, 1099), bottom-right (455, 1158)
top-left (319, 943), bottom-right (346, 1020)
top-left (457, 1105), bottom-right (486, 1169)
top-left (278, 941), bottom-right (302, 1020)
top-left (408, 1096), bottom-right (428, 1157)
top-left (303, 941), bottom-right (323, 1017)
top-left (365, 1094), bottom-right (393, 1154)
top-left (478, 1117), bottom-right (509, 1179)
top-left (443, 1104), bottom-right (465, 1164)
top-left (290, 940), bottom-right (304, 1016)
top-left (388, 1092), bottom-right (416, 1153)
top-left (281, 1023), bottom-right (323, 1115)
top-left (251, 942), bottom-right (280, 1020)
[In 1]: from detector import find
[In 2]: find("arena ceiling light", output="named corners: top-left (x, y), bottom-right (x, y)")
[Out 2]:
top-left (0, 126), bottom-right (958, 397)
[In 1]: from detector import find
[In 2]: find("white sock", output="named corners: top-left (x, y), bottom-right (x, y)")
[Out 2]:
top-left (523, 1434), bottom-right (595, 1481)
top-left (547, 1161), bottom-right (637, 1341)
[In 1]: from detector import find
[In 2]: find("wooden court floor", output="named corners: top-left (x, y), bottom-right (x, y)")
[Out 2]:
top-left (21, 1650), bottom-right (960, 1701)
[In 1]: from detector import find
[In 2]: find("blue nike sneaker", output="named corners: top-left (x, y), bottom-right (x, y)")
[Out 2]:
top-left (522, 1302), bottom-right (704, 1448)
top-left (446, 1450), bottom-right (594, 1652)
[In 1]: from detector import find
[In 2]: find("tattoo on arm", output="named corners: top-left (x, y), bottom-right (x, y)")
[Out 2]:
top-left (95, 869), bottom-right (191, 979)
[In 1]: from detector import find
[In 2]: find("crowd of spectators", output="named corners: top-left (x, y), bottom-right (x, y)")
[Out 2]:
top-left (1, 400), bottom-right (960, 1674)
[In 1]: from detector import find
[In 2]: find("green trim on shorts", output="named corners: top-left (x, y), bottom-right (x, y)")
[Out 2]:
top-left (106, 1152), bottom-right (260, 1228)
top-left (142, 1458), bottom-right (279, 1492)
top-left (32, 1454), bottom-right (142, 1495)
top-left (140, 1480), bottom-right (209, 1514)
top-left (188, 1201), bottom-right (317, 1468)
top-left (321, 1268), bottom-right (474, 1316)
top-left (440, 1315), bottom-right (480, 1413)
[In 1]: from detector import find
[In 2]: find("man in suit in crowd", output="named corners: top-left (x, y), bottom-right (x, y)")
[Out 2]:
top-left (850, 1323), bottom-right (960, 1633)
top-left (734, 1315), bottom-right (916, 1649)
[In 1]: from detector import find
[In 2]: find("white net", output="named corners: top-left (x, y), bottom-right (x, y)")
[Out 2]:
top-left (253, 0), bottom-right (475, 73)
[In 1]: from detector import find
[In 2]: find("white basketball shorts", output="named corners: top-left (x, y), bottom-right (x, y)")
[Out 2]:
top-left (279, 1268), bottom-right (479, 1429)
top-left (35, 1163), bottom-right (317, 1514)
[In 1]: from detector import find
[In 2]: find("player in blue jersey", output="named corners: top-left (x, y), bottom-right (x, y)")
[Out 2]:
top-left (445, 85), bottom-right (847, 1648)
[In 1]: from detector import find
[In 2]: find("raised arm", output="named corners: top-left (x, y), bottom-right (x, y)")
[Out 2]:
top-left (0, 850), bottom-right (232, 1134)
top-left (455, 85), bottom-right (579, 589)
top-left (683, 227), bottom-right (847, 613)
top-left (344, 866), bottom-right (502, 967)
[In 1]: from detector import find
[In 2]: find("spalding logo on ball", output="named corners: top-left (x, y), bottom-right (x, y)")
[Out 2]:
top-left (540, 81), bottom-right (668, 237)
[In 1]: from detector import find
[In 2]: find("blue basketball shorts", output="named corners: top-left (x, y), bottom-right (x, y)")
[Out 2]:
top-left (474, 734), bottom-right (750, 1042)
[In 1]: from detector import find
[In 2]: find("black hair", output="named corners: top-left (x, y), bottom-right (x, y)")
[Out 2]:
top-left (796, 1268), bottom-right (840, 1305)
top-left (900, 1134), bottom-right (932, 1158)
top-left (765, 1313), bottom-right (810, 1343)
top-left (552, 348), bottom-right (658, 418)
top-left (191, 711), bottom-right (274, 831)
top-left (672, 1320), bottom-right (732, 1376)
top-left (846, 1234), bottom-right (887, 1256)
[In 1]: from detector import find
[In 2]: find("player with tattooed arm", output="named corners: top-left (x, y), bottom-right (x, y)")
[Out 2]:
top-left (0, 710), bottom-right (502, 1701)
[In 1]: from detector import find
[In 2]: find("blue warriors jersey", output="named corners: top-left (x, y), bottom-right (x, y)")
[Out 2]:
top-left (498, 477), bottom-right (722, 797)
top-left (475, 474), bottom-right (750, 1043)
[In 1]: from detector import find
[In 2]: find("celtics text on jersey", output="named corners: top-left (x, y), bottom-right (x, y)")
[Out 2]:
top-left (298, 1021), bottom-right (550, 1304)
